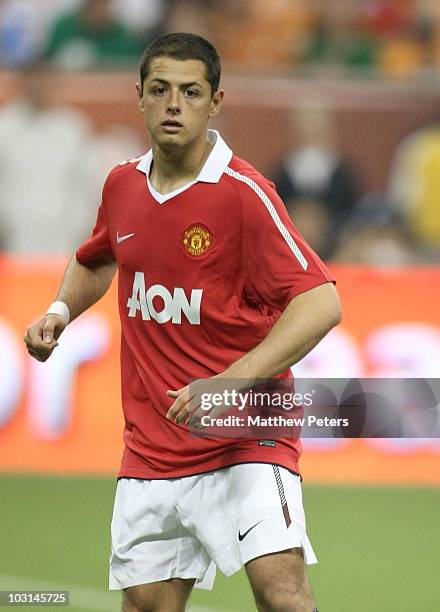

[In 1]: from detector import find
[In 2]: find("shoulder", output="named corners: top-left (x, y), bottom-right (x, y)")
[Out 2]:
top-left (104, 155), bottom-right (145, 187)
top-left (225, 155), bottom-right (278, 192)
top-left (223, 155), bottom-right (281, 204)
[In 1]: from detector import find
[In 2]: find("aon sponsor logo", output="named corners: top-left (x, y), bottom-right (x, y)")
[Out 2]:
top-left (127, 272), bottom-right (203, 325)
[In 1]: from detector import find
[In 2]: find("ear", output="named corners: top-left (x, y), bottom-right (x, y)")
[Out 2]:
top-left (209, 89), bottom-right (224, 119)
top-left (136, 82), bottom-right (144, 114)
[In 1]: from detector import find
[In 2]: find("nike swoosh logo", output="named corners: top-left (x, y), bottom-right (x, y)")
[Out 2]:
top-left (238, 519), bottom-right (265, 542)
top-left (116, 232), bottom-right (135, 244)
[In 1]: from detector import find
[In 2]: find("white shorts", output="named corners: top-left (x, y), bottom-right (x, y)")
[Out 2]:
top-left (109, 463), bottom-right (317, 591)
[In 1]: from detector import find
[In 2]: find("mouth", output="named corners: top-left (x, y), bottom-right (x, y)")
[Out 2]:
top-left (161, 119), bottom-right (183, 133)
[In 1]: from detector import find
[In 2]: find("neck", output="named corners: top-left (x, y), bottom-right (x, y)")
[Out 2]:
top-left (150, 131), bottom-right (213, 194)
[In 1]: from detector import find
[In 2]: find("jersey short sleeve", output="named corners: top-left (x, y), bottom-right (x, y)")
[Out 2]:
top-left (234, 169), bottom-right (334, 310)
top-left (76, 174), bottom-right (114, 264)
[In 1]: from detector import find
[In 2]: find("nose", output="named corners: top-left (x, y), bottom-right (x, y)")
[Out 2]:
top-left (167, 90), bottom-right (181, 114)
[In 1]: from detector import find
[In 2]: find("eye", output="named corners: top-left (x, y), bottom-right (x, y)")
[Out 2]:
top-left (152, 86), bottom-right (166, 95)
top-left (185, 89), bottom-right (199, 98)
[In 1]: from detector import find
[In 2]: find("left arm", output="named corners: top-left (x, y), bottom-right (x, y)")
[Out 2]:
top-left (167, 281), bottom-right (341, 423)
top-left (222, 281), bottom-right (341, 380)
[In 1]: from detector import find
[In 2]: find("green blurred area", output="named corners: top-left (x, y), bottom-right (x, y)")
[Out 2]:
top-left (0, 475), bottom-right (438, 612)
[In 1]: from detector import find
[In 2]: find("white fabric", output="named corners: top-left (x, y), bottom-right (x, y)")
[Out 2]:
top-left (109, 463), bottom-right (317, 591)
top-left (147, 175), bottom-right (197, 205)
top-left (136, 129), bottom-right (233, 203)
top-left (45, 300), bottom-right (70, 324)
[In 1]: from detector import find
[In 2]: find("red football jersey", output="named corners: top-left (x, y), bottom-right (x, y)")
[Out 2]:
top-left (76, 131), bottom-right (334, 478)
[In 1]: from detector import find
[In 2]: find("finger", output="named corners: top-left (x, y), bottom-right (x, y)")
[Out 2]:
top-left (175, 394), bottom-right (203, 424)
top-left (186, 414), bottom-right (204, 429)
top-left (166, 387), bottom-right (186, 398)
top-left (28, 344), bottom-right (50, 358)
top-left (168, 395), bottom-right (198, 423)
top-left (27, 342), bottom-right (58, 361)
top-left (166, 386), bottom-right (190, 420)
top-left (44, 340), bottom-right (59, 349)
top-left (175, 409), bottom-right (189, 425)
top-left (27, 348), bottom-right (47, 362)
top-left (27, 344), bottom-right (42, 356)
top-left (26, 338), bottom-right (58, 351)
top-left (24, 327), bottom-right (41, 347)
top-left (180, 409), bottom-right (203, 426)
top-left (166, 394), bottom-right (189, 421)
top-left (42, 318), bottom-right (56, 344)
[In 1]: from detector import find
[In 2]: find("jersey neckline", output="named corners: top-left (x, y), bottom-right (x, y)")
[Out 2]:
top-left (136, 129), bottom-right (233, 204)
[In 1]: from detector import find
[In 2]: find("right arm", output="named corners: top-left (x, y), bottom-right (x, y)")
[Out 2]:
top-left (24, 254), bottom-right (116, 362)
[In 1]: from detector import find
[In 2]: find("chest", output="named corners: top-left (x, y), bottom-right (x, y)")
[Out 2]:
top-left (106, 178), bottom-right (243, 285)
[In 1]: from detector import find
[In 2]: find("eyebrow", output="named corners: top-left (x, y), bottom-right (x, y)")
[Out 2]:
top-left (148, 78), bottom-right (203, 88)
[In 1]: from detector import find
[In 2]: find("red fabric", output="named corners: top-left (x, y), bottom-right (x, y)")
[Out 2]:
top-left (76, 154), bottom-right (334, 479)
top-left (360, 0), bottom-right (409, 35)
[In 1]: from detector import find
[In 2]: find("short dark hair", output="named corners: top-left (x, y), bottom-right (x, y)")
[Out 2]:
top-left (139, 32), bottom-right (221, 95)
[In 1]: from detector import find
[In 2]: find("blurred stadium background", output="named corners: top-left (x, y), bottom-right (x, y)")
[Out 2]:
top-left (0, 1), bottom-right (439, 610)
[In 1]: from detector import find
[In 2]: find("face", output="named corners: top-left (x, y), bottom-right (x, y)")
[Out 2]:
top-left (137, 57), bottom-right (223, 149)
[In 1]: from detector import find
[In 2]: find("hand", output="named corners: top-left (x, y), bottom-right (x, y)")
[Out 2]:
top-left (166, 385), bottom-right (196, 425)
top-left (166, 375), bottom-right (234, 427)
top-left (23, 314), bottom-right (67, 362)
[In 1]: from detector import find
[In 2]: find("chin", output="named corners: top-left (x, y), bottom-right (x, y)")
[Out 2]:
top-left (157, 132), bottom-right (187, 147)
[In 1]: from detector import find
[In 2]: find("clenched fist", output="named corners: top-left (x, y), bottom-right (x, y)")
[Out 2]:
top-left (23, 314), bottom-right (67, 362)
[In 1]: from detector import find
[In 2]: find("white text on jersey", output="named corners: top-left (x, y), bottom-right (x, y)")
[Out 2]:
top-left (127, 272), bottom-right (203, 325)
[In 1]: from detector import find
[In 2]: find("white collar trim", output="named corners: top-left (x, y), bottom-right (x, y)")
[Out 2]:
top-left (147, 176), bottom-right (197, 204)
top-left (136, 130), bottom-right (233, 202)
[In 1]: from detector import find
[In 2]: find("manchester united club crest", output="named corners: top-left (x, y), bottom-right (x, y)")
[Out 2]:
top-left (181, 224), bottom-right (213, 258)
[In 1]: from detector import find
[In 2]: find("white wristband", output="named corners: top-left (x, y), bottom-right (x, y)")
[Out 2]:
top-left (45, 301), bottom-right (70, 325)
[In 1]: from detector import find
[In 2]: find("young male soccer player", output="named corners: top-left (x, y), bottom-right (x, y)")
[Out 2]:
top-left (24, 33), bottom-right (340, 612)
